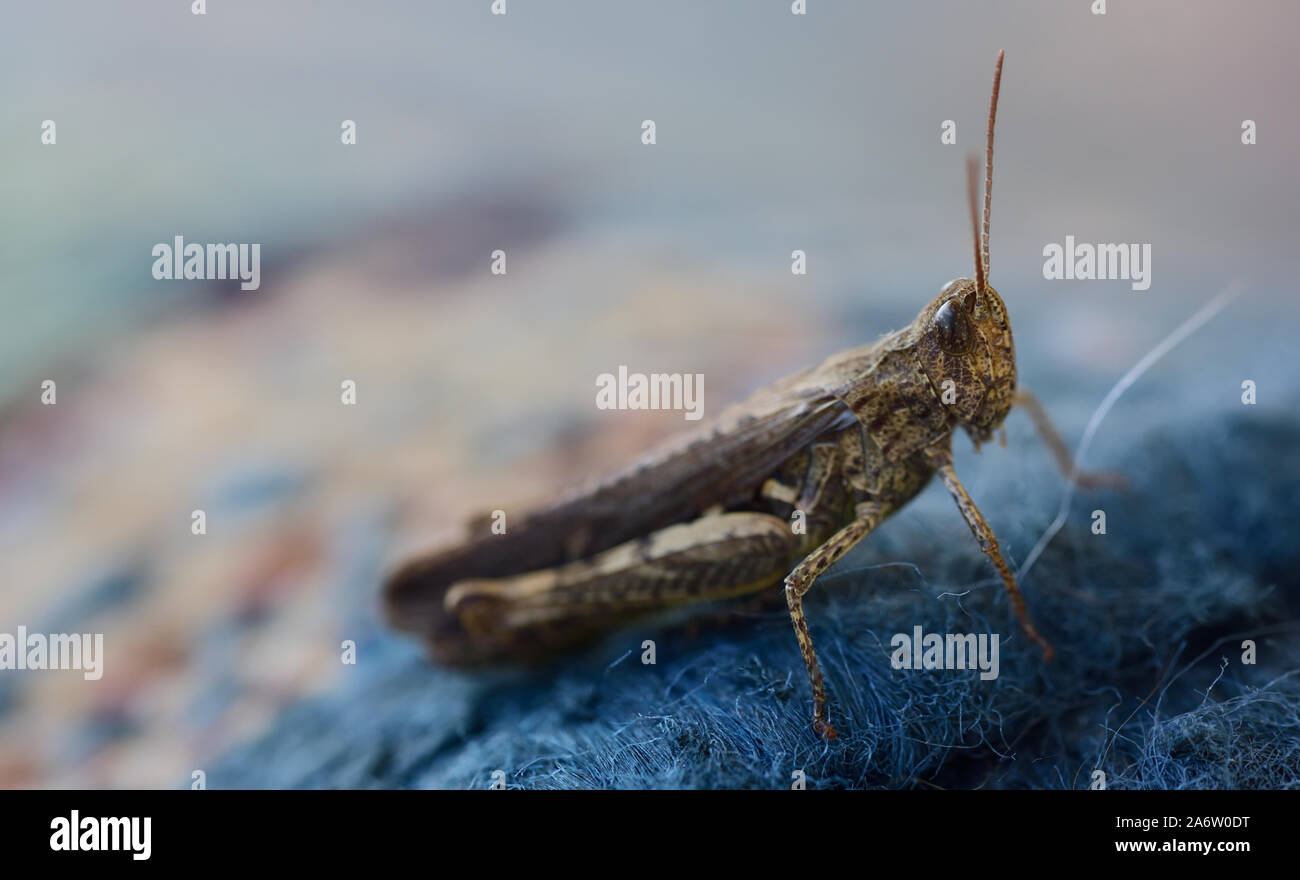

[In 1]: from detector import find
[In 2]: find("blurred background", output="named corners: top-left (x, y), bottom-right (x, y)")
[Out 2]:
top-left (1, 1), bottom-right (1297, 787)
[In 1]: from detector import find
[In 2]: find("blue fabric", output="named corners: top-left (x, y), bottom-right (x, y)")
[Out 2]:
top-left (210, 412), bottom-right (1300, 789)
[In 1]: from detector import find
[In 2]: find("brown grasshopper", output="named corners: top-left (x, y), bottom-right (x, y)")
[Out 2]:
top-left (384, 51), bottom-right (1122, 738)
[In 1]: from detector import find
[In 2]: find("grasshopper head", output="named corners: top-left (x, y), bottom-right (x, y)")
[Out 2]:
top-left (917, 51), bottom-right (1014, 448)
top-left (916, 278), bottom-right (1017, 448)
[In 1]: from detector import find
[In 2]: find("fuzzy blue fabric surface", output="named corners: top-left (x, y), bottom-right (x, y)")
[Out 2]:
top-left (209, 407), bottom-right (1300, 789)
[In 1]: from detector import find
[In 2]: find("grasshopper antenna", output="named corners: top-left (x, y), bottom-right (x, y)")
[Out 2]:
top-left (981, 49), bottom-right (1004, 295)
top-left (967, 50), bottom-right (1003, 302)
top-left (967, 154), bottom-right (984, 300)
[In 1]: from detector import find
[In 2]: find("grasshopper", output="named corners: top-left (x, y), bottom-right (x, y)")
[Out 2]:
top-left (384, 51), bottom-right (1122, 738)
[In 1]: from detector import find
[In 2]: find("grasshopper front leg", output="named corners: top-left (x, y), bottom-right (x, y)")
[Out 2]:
top-left (785, 500), bottom-right (889, 740)
top-left (1014, 388), bottom-right (1127, 491)
top-left (924, 446), bottom-right (1054, 660)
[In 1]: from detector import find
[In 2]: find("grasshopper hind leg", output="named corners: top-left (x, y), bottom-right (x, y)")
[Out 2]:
top-left (444, 511), bottom-right (803, 661)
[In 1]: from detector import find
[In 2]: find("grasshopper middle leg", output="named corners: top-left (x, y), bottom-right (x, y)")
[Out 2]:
top-left (784, 500), bottom-right (890, 740)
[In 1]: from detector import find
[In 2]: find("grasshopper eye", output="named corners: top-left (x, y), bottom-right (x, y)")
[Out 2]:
top-left (933, 300), bottom-right (974, 355)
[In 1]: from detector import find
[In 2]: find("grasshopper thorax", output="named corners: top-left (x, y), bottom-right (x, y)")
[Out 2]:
top-left (916, 278), bottom-right (1017, 447)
